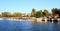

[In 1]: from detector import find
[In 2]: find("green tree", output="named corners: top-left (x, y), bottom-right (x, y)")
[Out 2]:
top-left (44, 9), bottom-right (49, 17)
top-left (40, 10), bottom-right (43, 17)
top-left (0, 14), bottom-right (2, 17)
top-left (13, 12), bottom-right (22, 17)
top-left (1, 12), bottom-right (11, 17)
top-left (52, 8), bottom-right (58, 16)
top-left (42, 11), bottom-right (45, 17)
top-left (57, 9), bottom-right (60, 16)
top-left (31, 8), bottom-right (36, 17)
top-left (35, 11), bottom-right (41, 18)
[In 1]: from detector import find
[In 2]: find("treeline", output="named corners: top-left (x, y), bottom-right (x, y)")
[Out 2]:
top-left (0, 8), bottom-right (60, 18)
top-left (0, 12), bottom-right (22, 17)
top-left (31, 8), bottom-right (49, 18)
top-left (31, 8), bottom-right (60, 18)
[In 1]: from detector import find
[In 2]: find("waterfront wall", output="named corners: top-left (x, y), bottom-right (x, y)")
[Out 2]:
top-left (0, 17), bottom-right (36, 22)
top-left (0, 17), bottom-right (60, 23)
top-left (37, 18), bottom-right (43, 22)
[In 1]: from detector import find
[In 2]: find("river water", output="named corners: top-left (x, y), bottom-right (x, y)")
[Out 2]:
top-left (0, 20), bottom-right (60, 31)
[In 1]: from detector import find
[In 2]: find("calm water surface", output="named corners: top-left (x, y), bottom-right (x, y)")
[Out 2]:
top-left (0, 20), bottom-right (60, 31)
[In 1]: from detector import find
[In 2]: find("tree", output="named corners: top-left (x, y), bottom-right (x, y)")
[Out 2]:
top-left (52, 8), bottom-right (58, 16)
top-left (13, 12), bottom-right (22, 17)
top-left (1, 12), bottom-right (11, 17)
top-left (42, 11), bottom-right (45, 17)
top-left (31, 8), bottom-right (36, 17)
top-left (0, 14), bottom-right (1, 17)
top-left (57, 9), bottom-right (60, 16)
top-left (44, 9), bottom-right (49, 17)
top-left (40, 10), bottom-right (43, 17)
top-left (35, 11), bottom-right (41, 18)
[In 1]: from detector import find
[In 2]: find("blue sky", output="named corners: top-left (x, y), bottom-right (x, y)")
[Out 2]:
top-left (0, 0), bottom-right (60, 14)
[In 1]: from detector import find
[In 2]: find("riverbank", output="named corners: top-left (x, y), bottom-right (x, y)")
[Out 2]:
top-left (0, 17), bottom-right (36, 22)
top-left (0, 17), bottom-right (60, 23)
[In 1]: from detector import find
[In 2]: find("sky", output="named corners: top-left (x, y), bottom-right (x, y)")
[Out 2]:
top-left (0, 0), bottom-right (60, 14)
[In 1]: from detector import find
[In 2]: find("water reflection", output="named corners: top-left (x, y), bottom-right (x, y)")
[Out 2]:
top-left (0, 20), bottom-right (60, 31)
top-left (53, 22), bottom-right (60, 31)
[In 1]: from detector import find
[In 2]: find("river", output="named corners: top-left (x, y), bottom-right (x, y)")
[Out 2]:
top-left (0, 20), bottom-right (60, 31)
